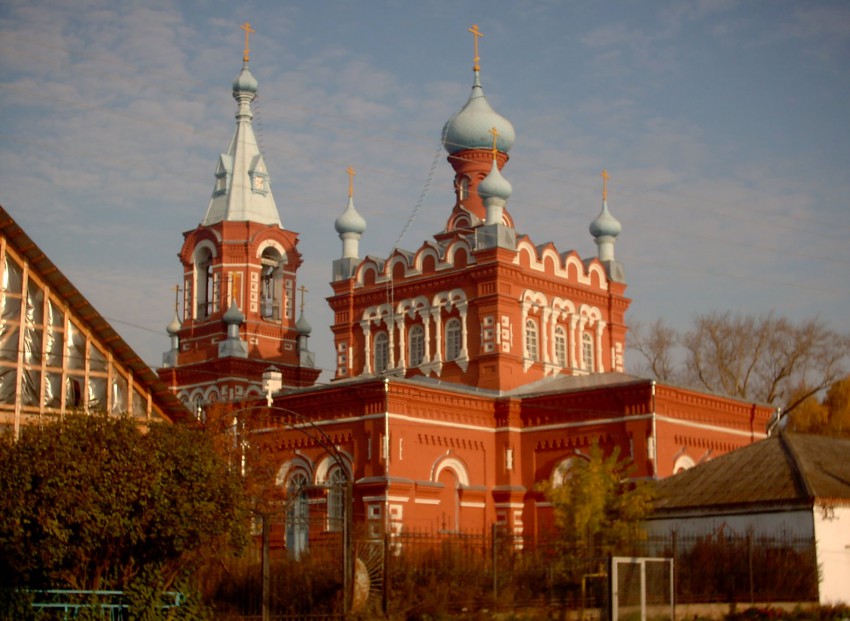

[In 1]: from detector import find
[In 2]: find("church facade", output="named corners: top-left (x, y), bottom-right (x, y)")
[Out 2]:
top-left (158, 28), bottom-right (775, 544)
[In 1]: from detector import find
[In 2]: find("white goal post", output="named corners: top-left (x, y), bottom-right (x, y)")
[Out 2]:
top-left (609, 556), bottom-right (674, 621)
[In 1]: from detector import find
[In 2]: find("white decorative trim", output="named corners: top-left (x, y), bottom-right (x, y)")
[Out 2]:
top-left (431, 455), bottom-right (471, 487)
top-left (361, 495), bottom-right (410, 503)
top-left (275, 455), bottom-right (315, 486)
top-left (514, 239), bottom-right (609, 288)
top-left (256, 239), bottom-right (285, 258)
top-left (192, 239), bottom-right (218, 260)
top-left (673, 454), bottom-right (696, 473)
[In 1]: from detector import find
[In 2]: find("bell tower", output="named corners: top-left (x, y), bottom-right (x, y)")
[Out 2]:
top-left (159, 24), bottom-right (320, 411)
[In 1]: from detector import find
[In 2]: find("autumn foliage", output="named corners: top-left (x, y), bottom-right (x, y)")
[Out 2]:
top-left (0, 414), bottom-right (249, 592)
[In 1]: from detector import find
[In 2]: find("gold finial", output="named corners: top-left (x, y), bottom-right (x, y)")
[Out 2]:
top-left (346, 166), bottom-right (356, 199)
top-left (298, 285), bottom-right (308, 314)
top-left (241, 22), bottom-right (255, 62)
top-left (489, 126), bottom-right (500, 157)
top-left (468, 24), bottom-right (484, 71)
top-left (173, 284), bottom-right (181, 313)
top-left (601, 169), bottom-right (611, 202)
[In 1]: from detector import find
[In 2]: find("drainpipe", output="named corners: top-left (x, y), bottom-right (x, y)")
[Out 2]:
top-left (383, 376), bottom-right (390, 476)
top-left (383, 377), bottom-right (390, 536)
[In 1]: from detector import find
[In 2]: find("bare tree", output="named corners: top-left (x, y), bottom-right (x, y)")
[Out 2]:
top-left (628, 312), bottom-right (850, 417)
top-left (628, 318), bottom-right (680, 382)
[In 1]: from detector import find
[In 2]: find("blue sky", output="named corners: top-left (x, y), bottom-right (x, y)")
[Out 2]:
top-left (1, 0), bottom-right (848, 380)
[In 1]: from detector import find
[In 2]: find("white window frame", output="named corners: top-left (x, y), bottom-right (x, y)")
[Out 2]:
top-left (582, 332), bottom-right (594, 372)
top-left (525, 318), bottom-right (539, 362)
top-left (374, 332), bottom-right (389, 373)
top-left (554, 325), bottom-right (567, 367)
top-left (445, 318), bottom-right (462, 361)
top-left (408, 324), bottom-right (425, 367)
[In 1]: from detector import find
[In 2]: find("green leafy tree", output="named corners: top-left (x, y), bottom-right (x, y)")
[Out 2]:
top-left (539, 443), bottom-right (654, 586)
top-left (0, 414), bottom-right (249, 593)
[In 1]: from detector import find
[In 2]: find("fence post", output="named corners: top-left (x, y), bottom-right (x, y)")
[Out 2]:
top-left (747, 530), bottom-right (754, 604)
top-left (262, 513), bottom-right (270, 621)
top-left (343, 480), bottom-right (354, 615)
top-left (383, 531), bottom-right (390, 616)
top-left (671, 530), bottom-right (678, 606)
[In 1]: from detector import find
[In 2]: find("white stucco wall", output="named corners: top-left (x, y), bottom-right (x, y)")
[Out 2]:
top-left (813, 504), bottom-right (850, 605)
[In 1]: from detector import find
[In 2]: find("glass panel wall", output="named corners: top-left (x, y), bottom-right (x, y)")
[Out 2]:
top-left (0, 244), bottom-right (160, 433)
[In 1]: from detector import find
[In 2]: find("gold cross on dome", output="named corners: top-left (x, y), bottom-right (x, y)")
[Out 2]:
top-left (489, 126), bottom-right (499, 157)
top-left (601, 169), bottom-right (611, 201)
top-left (298, 285), bottom-right (308, 314)
top-left (346, 166), bottom-right (356, 198)
top-left (172, 284), bottom-right (181, 313)
top-left (468, 24), bottom-right (484, 71)
top-left (241, 22), bottom-right (255, 62)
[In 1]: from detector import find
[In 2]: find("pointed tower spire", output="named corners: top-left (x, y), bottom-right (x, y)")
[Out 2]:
top-left (203, 24), bottom-right (281, 227)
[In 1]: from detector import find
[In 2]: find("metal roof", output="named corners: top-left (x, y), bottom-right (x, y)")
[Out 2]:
top-left (652, 432), bottom-right (850, 513)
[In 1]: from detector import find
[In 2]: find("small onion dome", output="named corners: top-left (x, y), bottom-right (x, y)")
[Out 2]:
top-left (589, 201), bottom-right (622, 239)
top-left (295, 311), bottom-right (312, 335)
top-left (443, 72), bottom-right (515, 155)
top-left (232, 63), bottom-right (258, 95)
top-left (334, 197), bottom-right (367, 235)
top-left (166, 313), bottom-right (182, 336)
top-left (478, 158), bottom-right (512, 204)
top-left (223, 300), bottom-right (245, 325)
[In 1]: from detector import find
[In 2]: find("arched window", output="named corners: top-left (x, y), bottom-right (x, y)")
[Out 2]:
top-left (260, 248), bottom-right (283, 320)
top-left (582, 332), bottom-right (594, 372)
top-left (286, 470), bottom-right (310, 559)
top-left (525, 318), bottom-right (539, 362)
top-left (191, 395), bottom-right (205, 423)
top-left (327, 467), bottom-right (347, 532)
top-left (374, 332), bottom-right (389, 373)
top-left (409, 325), bottom-right (425, 367)
top-left (554, 326), bottom-right (567, 367)
top-left (445, 318), bottom-right (462, 361)
top-left (194, 248), bottom-right (214, 319)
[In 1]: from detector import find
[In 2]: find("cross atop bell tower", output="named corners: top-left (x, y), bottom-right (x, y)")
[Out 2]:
top-left (241, 21), bottom-right (255, 62)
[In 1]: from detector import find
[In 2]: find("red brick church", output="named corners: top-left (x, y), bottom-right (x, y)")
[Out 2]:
top-left (158, 26), bottom-right (774, 545)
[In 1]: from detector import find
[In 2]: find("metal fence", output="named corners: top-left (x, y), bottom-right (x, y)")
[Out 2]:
top-left (199, 526), bottom-right (818, 618)
top-left (648, 530), bottom-right (819, 604)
